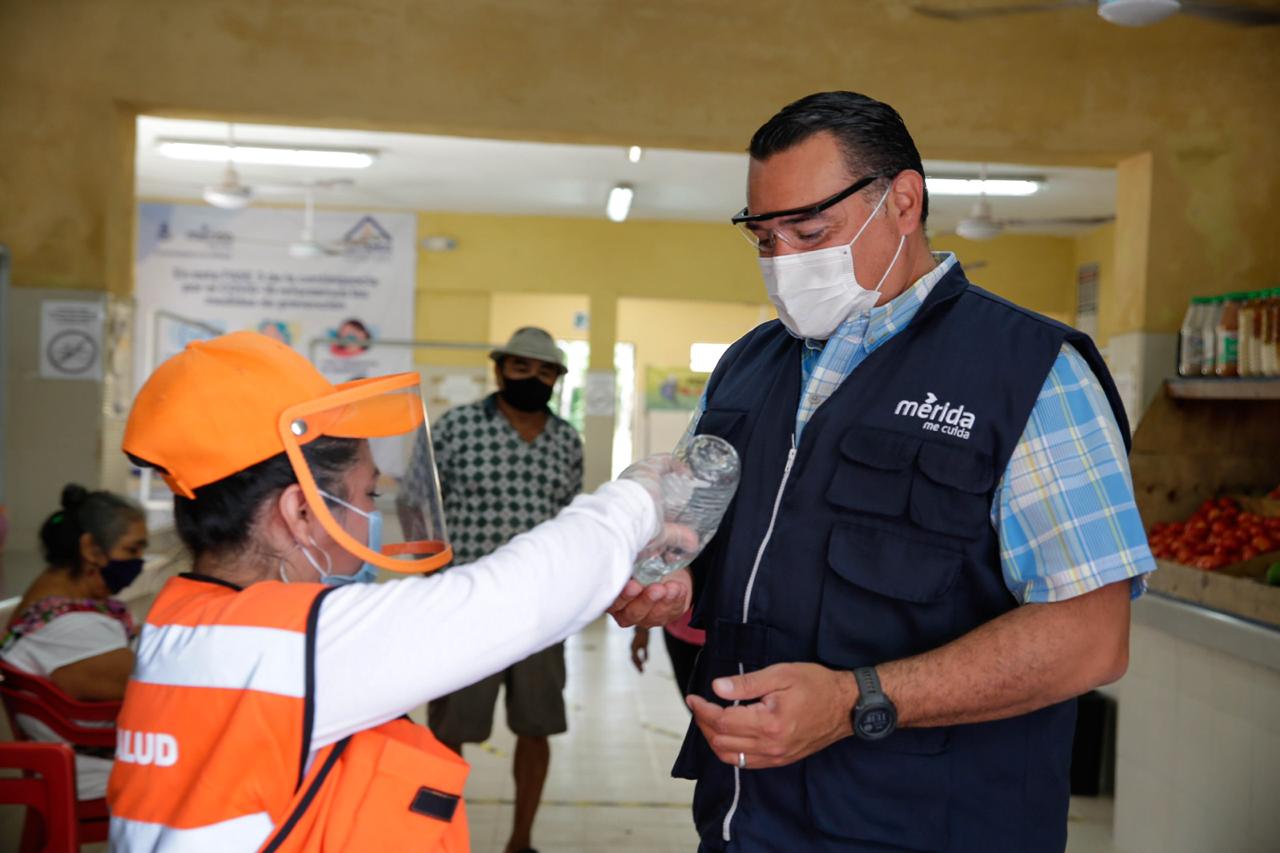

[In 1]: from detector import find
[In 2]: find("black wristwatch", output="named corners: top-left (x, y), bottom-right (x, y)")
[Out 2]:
top-left (851, 666), bottom-right (897, 741)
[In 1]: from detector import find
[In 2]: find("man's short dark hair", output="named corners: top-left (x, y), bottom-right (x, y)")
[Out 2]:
top-left (748, 91), bottom-right (929, 224)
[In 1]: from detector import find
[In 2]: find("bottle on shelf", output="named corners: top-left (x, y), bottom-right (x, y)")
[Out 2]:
top-left (1200, 296), bottom-right (1224, 376)
top-left (1215, 293), bottom-right (1243, 378)
top-left (1265, 288), bottom-right (1280, 377)
top-left (1178, 296), bottom-right (1210, 377)
top-left (1257, 290), bottom-right (1271, 375)
top-left (1239, 292), bottom-right (1257, 377)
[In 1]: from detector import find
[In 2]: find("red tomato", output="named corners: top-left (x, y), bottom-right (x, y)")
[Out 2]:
top-left (1252, 536), bottom-right (1274, 553)
top-left (1242, 547), bottom-right (1260, 561)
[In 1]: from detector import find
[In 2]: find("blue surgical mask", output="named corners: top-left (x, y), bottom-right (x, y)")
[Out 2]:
top-left (318, 490), bottom-right (382, 586)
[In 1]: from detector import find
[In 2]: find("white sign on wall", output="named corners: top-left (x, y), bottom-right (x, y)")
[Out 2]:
top-left (40, 299), bottom-right (104, 380)
top-left (134, 202), bottom-right (418, 474)
top-left (134, 202), bottom-right (416, 386)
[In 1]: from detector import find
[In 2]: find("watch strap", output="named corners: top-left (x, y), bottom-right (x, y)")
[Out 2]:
top-left (853, 666), bottom-right (883, 708)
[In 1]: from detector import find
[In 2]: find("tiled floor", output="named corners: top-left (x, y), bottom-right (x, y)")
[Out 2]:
top-left (449, 617), bottom-right (1124, 853)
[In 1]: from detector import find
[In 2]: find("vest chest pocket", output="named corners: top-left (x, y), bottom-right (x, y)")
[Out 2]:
top-left (826, 427), bottom-right (920, 517)
top-left (909, 442), bottom-right (996, 539)
top-left (818, 521), bottom-right (963, 669)
top-left (809, 520), bottom-right (955, 849)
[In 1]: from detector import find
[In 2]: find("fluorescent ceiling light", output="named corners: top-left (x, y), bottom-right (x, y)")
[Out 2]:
top-left (157, 140), bottom-right (376, 169)
top-left (606, 184), bottom-right (634, 222)
top-left (1098, 0), bottom-right (1180, 27)
top-left (926, 177), bottom-right (1040, 197)
top-left (628, 146), bottom-right (643, 163)
top-left (690, 342), bottom-right (730, 373)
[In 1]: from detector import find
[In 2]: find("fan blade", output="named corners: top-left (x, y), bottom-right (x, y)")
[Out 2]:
top-left (999, 215), bottom-right (1115, 227)
top-left (1181, 4), bottom-right (1280, 25)
top-left (913, 1), bottom-right (1090, 21)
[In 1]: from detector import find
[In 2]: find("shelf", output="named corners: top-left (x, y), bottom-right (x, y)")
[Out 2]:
top-left (1166, 378), bottom-right (1280, 401)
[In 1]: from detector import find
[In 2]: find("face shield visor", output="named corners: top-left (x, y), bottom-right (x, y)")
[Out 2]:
top-left (278, 372), bottom-right (452, 574)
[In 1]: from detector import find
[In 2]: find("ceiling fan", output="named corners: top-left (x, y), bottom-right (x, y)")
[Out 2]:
top-left (224, 186), bottom-right (363, 258)
top-left (287, 188), bottom-right (347, 258)
top-left (165, 124), bottom-right (354, 210)
top-left (912, 0), bottom-right (1280, 27)
top-left (945, 165), bottom-right (1114, 240)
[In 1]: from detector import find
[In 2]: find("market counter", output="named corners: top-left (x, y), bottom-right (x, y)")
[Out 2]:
top-left (1112, 592), bottom-right (1280, 853)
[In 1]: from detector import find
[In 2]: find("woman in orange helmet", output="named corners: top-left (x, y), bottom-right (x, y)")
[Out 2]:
top-left (107, 332), bottom-right (694, 852)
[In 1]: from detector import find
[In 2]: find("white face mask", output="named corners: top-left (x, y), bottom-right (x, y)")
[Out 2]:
top-left (758, 185), bottom-right (906, 341)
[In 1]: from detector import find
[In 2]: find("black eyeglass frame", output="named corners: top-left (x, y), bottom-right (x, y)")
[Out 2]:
top-left (730, 174), bottom-right (885, 225)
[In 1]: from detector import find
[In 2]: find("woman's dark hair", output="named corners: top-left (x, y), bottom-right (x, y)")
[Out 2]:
top-left (39, 484), bottom-right (144, 576)
top-left (129, 438), bottom-right (359, 560)
top-left (748, 91), bottom-right (930, 224)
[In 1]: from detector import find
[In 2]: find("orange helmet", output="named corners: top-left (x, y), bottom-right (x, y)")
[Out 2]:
top-left (124, 332), bottom-right (451, 573)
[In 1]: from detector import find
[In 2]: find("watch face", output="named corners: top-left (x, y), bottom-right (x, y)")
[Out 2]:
top-left (858, 707), bottom-right (893, 737)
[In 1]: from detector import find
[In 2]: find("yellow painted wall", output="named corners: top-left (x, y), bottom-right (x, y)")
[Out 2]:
top-left (417, 213), bottom-right (760, 304)
top-left (1074, 222), bottom-right (1117, 339)
top-left (931, 234), bottom-right (1077, 324)
top-left (414, 290), bottom-right (492, 368)
top-left (618, 298), bottom-right (772, 369)
top-left (489, 293), bottom-right (589, 345)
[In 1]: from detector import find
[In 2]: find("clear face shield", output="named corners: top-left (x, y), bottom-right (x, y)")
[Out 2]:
top-left (278, 373), bottom-right (452, 574)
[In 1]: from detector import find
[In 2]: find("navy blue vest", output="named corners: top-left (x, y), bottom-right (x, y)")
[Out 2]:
top-left (674, 264), bottom-right (1128, 853)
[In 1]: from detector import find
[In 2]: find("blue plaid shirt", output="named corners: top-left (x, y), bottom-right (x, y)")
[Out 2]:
top-left (687, 253), bottom-right (1154, 603)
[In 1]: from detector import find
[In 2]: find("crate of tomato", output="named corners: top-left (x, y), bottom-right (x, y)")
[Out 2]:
top-left (1147, 495), bottom-right (1280, 571)
top-left (1145, 491), bottom-right (1280, 626)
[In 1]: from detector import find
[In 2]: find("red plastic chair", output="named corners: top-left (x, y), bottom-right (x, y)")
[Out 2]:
top-left (0, 742), bottom-right (80, 852)
top-left (0, 661), bottom-right (119, 848)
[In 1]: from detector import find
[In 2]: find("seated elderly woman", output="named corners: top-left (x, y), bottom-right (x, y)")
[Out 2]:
top-left (1, 483), bottom-right (148, 799)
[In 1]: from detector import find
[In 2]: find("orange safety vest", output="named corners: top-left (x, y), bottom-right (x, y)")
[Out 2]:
top-left (108, 574), bottom-right (470, 851)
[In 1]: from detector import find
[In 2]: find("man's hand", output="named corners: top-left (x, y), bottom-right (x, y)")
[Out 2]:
top-left (608, 567), bottom-right (692, 629)
top-left (630, 627), bottom-right (650, 672)
top-left (686, 662), bottom-right (857, 770)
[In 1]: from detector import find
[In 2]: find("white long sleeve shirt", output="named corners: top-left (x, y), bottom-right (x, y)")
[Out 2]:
top-left (309, 479), bottom-right (656, 749)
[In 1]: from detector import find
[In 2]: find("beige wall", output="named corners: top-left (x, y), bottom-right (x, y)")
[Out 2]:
top-left (932, 234), bottom-right (1078, 325)
top-left (489, 293), bottom-right (590, 345)
top-left (3, 1), bottom-right (1277, 305)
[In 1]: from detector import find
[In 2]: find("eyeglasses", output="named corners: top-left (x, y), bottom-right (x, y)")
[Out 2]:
top-left (731, 174), bottom-right (883, 254)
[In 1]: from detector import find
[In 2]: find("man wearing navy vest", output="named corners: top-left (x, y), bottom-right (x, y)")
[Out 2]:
top-left (609, 91), bottom-right (1155, 852)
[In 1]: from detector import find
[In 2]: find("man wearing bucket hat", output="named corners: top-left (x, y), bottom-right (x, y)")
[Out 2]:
top-left (402, 326), bottom-right (581, 853)
top-left (107, 331), bottom-right (700, 851)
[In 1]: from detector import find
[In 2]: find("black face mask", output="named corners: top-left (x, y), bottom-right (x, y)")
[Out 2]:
top-left (101, 558), bottom-right (144, 595)
top-left (499, 376), bottom-right (555, 413)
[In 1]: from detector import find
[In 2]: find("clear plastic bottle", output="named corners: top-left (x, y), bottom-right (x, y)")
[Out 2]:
top-left (1240, 291), bottom-right (1259, 377)
top-left (1265, 288), bottom-right (1280, 377)
top-left (1200, 296), bottom-right (1224, 376)
top-left (1216, 293), bottom-right (1243, 378)
top-left (1178, 297), bottom-right (1209, 377)
top-left (633, 434), bottom-right (741, 584)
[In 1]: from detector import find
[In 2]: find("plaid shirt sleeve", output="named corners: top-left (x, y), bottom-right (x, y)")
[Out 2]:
top-left (993, 344), bottom-right (1156, 604)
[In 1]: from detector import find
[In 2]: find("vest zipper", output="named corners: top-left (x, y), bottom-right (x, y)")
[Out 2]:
top-left (722, 433), bottom-right (797, 843)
